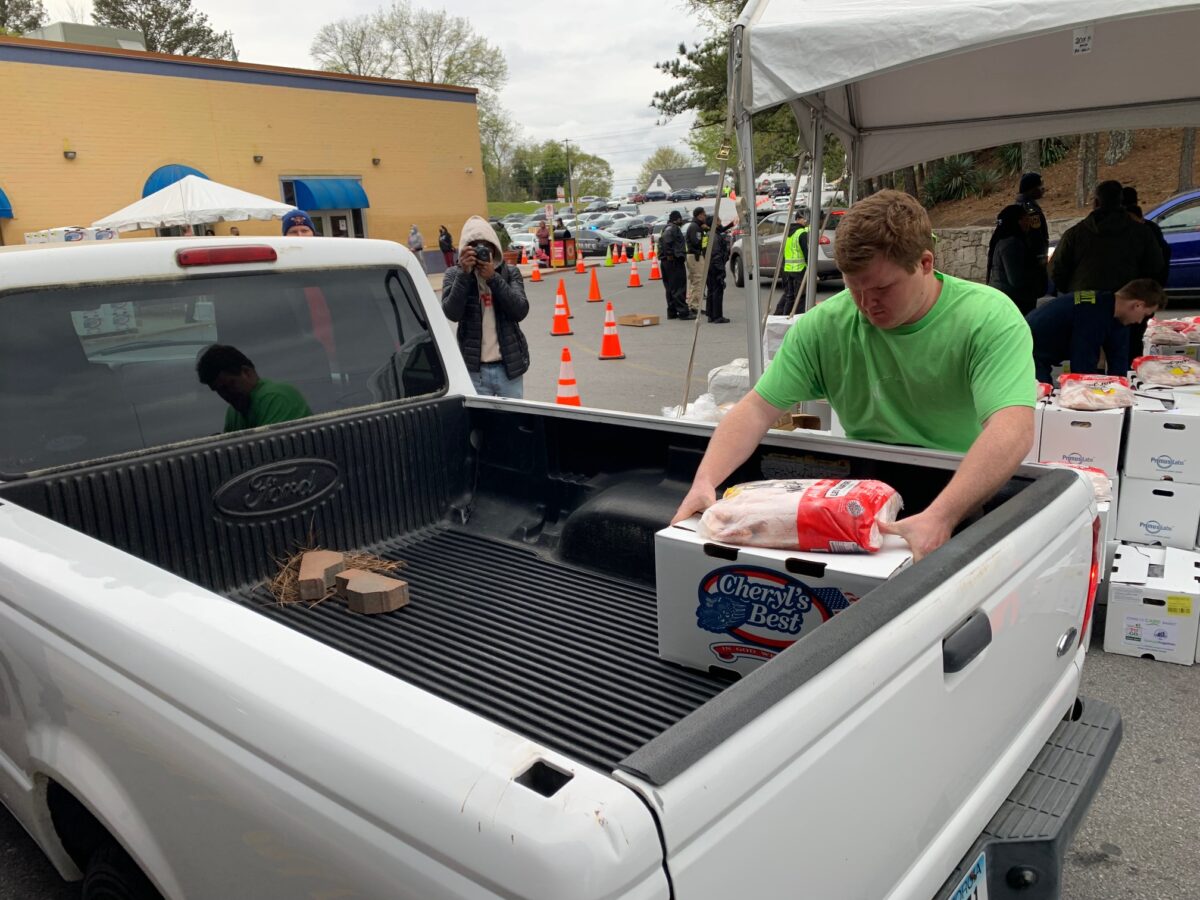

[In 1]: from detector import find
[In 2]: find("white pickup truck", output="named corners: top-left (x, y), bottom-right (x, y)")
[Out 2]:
top-left (0, 236), bottom-right (1118, 900)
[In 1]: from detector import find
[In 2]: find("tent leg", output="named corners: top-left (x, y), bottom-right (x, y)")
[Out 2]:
top-left (737, 113), bottom-right (764, 380)
top-left (804, 112), bottom-right (824, 312)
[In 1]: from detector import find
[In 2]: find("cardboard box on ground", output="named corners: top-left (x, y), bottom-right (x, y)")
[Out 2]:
top-left (1103, 543), bottom-right (1200, 666)
top-left (655, 516), bottom-right (912, 676)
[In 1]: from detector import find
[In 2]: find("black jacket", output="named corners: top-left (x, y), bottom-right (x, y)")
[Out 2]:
top-left (684, 219), bottom-right (707, 259)
top-left (1026, 291), bottom-right (1130, 382)
top-left (1051, 209), bottom-right (1165, 294)
top-left (659, 223), bottom-right (686, 260)
top-left (438, 231), bottom-right (454, 253)
top-left (441, 262), bottom-right (530, 379)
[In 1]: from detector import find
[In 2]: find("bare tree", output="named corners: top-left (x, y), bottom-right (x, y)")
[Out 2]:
top-left (1075, 133), bottom-right (1099, 207)
top-left (1180, 128), bottom-right (1197, 192)
top-left (1020, 140), bottom-right (1040, 174)
top-left (901, 166), bottom-right (917, 197)
top-left (63, 0), bottom-right (90, 24)
top-left (1104, 130), bottom-right (1134, 165)
top-left (310, 14), bottom-right (396, 78)
top-left (378, 2), bottom-right (506, 91)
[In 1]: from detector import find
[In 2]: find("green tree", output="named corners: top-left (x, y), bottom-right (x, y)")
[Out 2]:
top-left (0, 0), bottom-right (48, 33)
top-left (92, 0), bottom-right (237, 59)
top-left (569, 151), bottom-right (613, 198)
top-left (310, 14), bottom-right (396, 77)
top-left (637, 145), bottom-right (696, 191)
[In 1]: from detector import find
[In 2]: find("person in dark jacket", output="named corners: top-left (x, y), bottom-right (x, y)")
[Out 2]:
top-left (1016, 172), bottom-right (1049, 294)
top-left (1051, 180), bottom-right (1164, 294)
top-left (1122, 187), bottom-right (1171, 285)
top-left (441, 216), bottom-right (530, 398)
top-left (987, 203), bottom-right (1042, 315)
top-left (658, 211), bottom-right (693, 320)
top-left (705, 222), bottom-right (733, 323)
top-left (1025, 279), bottom-right (1165, 383)
top-left (438, 225), bottom-right (456, 268)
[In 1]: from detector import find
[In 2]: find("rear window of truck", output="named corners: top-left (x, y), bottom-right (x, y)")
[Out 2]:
top-left (0, 266), bottom-right (446, 474)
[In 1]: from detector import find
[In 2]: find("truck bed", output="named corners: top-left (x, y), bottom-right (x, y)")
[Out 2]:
top-left (233, 526), bottom-right (727, 773)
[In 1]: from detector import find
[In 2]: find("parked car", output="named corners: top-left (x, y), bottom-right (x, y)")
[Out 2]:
top-left (509, 233), bottom-right (540, 257)
top-left (586, 215), bottom-right (615, 231)
top-left (607, 219), bottom-right (651, 239)
top-left (576, 228), bottom-right (636, 257)
top-left (584, 201), bottom-right (608, 213)
top-left (1146, 189), bottom-right (1200, 295)
top-left (578, 212), bottom-right (608, 223)
top-left (579, 195), bottom-right (599, 204)
top-left (607, 211), bottom-right (634, 222)
top-left (644, 190), bottom-right (668, 202)
top-left (729, 208), bottom-right (846, 287)
top-left (628, 193), bottom-right (647, 204)
top-left (618, 204), bottom-right (640, 215)
top-left (502, 212), bottom-right (527, 223)
top-left (700, 186), bottom-right (719, 198)
top-left (668, 188), bottom-right (704, 202)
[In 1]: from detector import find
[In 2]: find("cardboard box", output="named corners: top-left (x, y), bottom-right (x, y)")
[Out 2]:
top-left (1103, 543), bottom-right (1200, 665)
top-left (1123, 404), bottom-right (1200, 484)
top-left (1099, 475), bottom-right (1118, 547)
top-left (655, 517), bottom-right (912, 676)
top-left (1146, 343), bottom-right (1200, 360)
top-left (1038, 402), bottom-right (1125, 476)
top-left (1115, 477), bottom-right (1200, 549)
top-left (618, 314), bottom-right (659, 327)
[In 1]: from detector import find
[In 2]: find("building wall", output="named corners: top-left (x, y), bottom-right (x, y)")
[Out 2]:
top-left (0, 40), bottom-right (486, 247)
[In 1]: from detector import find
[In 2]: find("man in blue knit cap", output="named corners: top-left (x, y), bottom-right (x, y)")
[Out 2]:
top-left (282, 209), bottom-right (316, 237)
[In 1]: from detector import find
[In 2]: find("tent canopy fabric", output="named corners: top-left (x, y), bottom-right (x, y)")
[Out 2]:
top-left (142, 163), bottom-right (209, 198)
top-left (737, 0), bottom-right (1200, 177)
top-left (0, 186), bottom-right (11, 219)
top-left (94, 175), bottom-right (294, 232)
top-left (293, 178), bottom-right (370, 211)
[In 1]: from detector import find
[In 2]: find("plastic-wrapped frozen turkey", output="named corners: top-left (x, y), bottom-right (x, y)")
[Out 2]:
top-left (1132, 356), bottom-right (1200, 386)
top-left (1037, 463), bottom-right (1112, 502)
top-left (697, 479), bottom-right (903, 553)
top-left (1056, 374), bottom-right (1133, 410)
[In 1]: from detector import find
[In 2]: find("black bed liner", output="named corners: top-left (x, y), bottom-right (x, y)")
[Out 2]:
top-left (232, 526), bottom-right (729, 773)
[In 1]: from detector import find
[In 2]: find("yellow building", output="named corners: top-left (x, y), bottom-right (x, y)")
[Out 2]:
top-left (0, 34), bottom-right (486, 251)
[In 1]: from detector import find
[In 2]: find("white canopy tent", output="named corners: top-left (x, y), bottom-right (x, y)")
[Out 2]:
top-left (93, 175), bottom-right (294, 233)
top-left (730, 0), bottom-right (1200, 377)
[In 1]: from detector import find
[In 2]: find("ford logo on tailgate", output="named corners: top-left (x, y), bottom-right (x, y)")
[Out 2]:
top-left (213, 459), bottom-right (341, 517)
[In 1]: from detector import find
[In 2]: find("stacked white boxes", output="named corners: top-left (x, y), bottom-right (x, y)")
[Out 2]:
top-left (1103, 544), bottom-right (1200, 665)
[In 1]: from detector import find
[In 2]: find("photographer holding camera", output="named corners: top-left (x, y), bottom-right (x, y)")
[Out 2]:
top-left (441, 216), bottom-right (531, 398)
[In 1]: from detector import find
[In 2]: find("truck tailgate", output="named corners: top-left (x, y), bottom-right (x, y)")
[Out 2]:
top-left (616, 470), bottom-right (1094, 900)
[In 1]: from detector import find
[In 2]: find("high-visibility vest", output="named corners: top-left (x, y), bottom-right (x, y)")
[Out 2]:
top-left (784, 226), bottom-right (809, 274)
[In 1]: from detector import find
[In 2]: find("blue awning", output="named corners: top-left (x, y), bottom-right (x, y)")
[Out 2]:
top-left (142, 164), bottom-right (208, 197)
top-left (0, 186), bottom-right (11, 219)
top-left (293, 178), bottom-right (370, 210)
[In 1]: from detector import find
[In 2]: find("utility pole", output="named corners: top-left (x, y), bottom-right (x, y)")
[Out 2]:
top-left (564, 139), bottom-right (576, 213)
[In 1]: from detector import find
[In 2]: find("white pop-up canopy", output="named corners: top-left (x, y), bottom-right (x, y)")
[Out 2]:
top-left (730, 0), bottom-right (1200, 375)
top-left (94, 175), bottom-right (294, 232)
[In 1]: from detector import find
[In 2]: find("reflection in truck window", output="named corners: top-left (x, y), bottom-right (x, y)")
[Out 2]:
top-left (0, 267), bottom-right (446, 474)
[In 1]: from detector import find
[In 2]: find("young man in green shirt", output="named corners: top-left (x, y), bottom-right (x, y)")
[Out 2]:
top-left (196, 344), bottom-right (313, 433)
top-left (673, 190), bottom-right (1035, 560)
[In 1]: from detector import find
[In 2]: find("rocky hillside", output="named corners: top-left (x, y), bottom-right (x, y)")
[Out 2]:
top-left (926, 129), bottom-right (1198, 228)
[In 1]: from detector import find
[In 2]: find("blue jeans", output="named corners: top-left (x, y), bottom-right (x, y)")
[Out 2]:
top-left (471, 362), bottom-right (523, 398)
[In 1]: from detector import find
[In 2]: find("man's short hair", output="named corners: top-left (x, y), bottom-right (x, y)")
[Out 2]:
top-left (1121, 186), bottom-right (1139, 207)
top-left (197, 344), bottom-right (254, 386)
top-left (834, 190), bottom-right (935, 275)
top-left (1095, 180), bottom-right (1123, 210)
top-left (1117, 279), bottom-right (1167, 310)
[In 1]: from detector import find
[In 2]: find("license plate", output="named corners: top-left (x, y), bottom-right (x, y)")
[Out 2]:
top-left (944, 852), bottom-right (987, 900)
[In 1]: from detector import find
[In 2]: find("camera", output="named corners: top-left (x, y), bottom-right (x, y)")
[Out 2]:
top-left (471, 242), bottom-right (492, 264)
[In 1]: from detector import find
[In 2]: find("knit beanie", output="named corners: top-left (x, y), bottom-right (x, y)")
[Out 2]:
top-left (282, 209), bottom-right (316, 235)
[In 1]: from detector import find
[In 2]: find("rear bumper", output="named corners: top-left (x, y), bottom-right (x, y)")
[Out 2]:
top-left (934, 695), bottom-right (1122, 900)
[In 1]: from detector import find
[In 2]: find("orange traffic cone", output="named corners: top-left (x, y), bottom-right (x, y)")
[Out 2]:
top-left (550, 290), bottom-right (573, 336)
top-left (530, 263), bottom-right (542, 283)
top-left (587, 267), bottom-right (603, 302)
top-left (598, 302), bottom-right (625, 360)
top-left (618, 245), bottom-right (628, 264)
top-left (627, 261), bottom-right (642, 288)
top-left (520, 246), bottom-right (529, 265)
top-left (556, 278), bottom-right (573, 318)
top-left (648, 241), bottom-right (656, 260)
top-left (649, 257), bottom-right (662, 281)
top-left (555, 348), bottom-right (582, 406)
top-left (575, 250), bottom-right (586, 274)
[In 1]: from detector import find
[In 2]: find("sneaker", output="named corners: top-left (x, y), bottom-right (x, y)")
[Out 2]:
top-left (677, 311), bottom-right (697, 320)
top-left (709, 316), bottom-right (730, 324)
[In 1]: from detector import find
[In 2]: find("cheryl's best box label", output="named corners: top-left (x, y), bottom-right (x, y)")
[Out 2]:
top-left (655, 517), bottom-right (912, 675)
top-left (1103, 543), bottom-right (1200, 665)
top-left (1038, 402), bottom-right (1126, 475)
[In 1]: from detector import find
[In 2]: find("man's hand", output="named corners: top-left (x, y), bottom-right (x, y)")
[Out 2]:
top-left (671, 480), bottom-right (717, 525)
top-left (478, 257), bottom-right (497, 281)
top-left (878, 510), bottom-right (954, 562)
top-left (459, 245), bottom-right (476, 272)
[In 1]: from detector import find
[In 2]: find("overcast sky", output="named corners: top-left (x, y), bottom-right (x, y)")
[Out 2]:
top-left (45, 0), bottom-right (709, 190)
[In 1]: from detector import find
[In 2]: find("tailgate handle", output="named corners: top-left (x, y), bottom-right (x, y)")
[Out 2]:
top-left (943, 611), bottom-right (992, 674)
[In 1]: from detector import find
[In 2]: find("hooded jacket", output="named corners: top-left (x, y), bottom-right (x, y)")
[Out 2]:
top-left (1051, 208), bottom-right (1165, 294)
top-left (441, 217), bottom-right (530, 379)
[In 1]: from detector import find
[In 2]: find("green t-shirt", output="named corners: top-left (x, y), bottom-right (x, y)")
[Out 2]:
top-left (755, 273), bottom-right (1034, 453)
top-left (223, 379), bottom-right (313, 433)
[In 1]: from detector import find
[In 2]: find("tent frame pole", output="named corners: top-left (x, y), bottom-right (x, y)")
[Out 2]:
top-left (804, 109), bottom-right (824, 313)
top-left (731, 25), bottom-right (766, 381)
